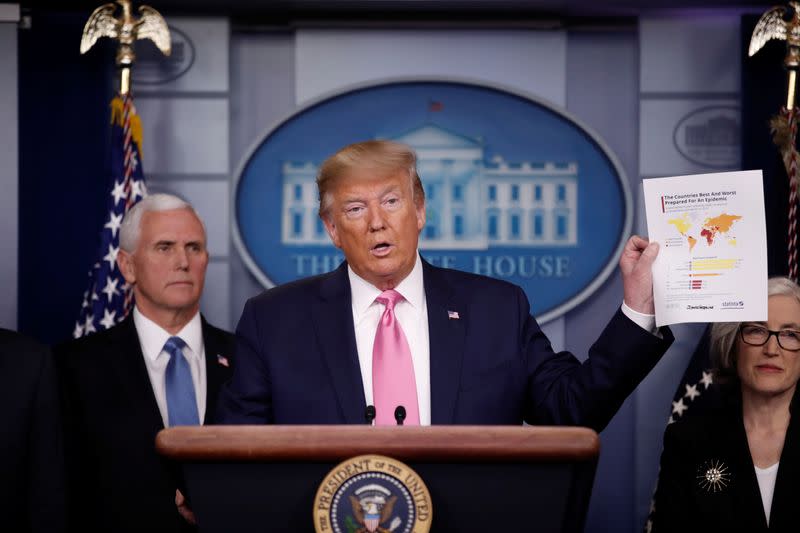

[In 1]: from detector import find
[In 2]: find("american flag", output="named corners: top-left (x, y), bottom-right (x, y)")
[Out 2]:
top-left (73, 94), bottom-right (147, 338)
top-left (643, 327), bottom-right (715, 532)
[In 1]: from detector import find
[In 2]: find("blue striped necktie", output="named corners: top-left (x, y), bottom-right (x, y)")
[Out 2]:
top-left (163, 336), bottom-right (199, 426)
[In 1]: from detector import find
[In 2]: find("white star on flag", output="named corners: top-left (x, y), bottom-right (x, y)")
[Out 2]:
top-left (684, 383), bottom-right (700, 401)
top-left (131, 179), bottom-right (145, 200)
top-left (671, 398), bottom-right (688, 417)
top-left (103, 244), bottom-right (119, 271)
top-left (83, 314), bottom-right (97, 335)
top-left (700, 371), bottom-right (714, 389)
top-left (99, 309), bottom-right (117, 330)
top-left (73, 322), bottom-right (84, 338)
top-left (110, 180), bottom-right (126, 205)
top-left (101, 277), bottom-right (120, 302)
top-left (104, 212), bottom-right (123, 237)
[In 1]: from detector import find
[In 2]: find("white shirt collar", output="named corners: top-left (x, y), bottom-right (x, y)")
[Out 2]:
top-left (133, 307), bottom-right (203, 362)
top-left (348, 252), bottom-right (424, 321)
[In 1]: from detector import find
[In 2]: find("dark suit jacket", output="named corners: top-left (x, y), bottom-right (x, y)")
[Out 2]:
top-left (55, 315), bottom-right (235, 533)
top-left (0, 329), bottom-right (65, 533)
top-left (217, 259), bottom-right (673, 430)
top-left (652, 389), bottom-right (800, 532)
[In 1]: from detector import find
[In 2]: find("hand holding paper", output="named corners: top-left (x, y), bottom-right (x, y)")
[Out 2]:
top-left (620, 235), bottom-right (660, 315)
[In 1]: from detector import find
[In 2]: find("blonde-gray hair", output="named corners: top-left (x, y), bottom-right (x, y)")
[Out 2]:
top-left (710, 276), bottom-right (800, 383)
top-left (316, 140), bottom-right (425, 218)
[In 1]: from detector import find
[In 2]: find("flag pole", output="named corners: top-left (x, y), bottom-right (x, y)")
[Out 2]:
top-left (72, 1), bottom-right (170, 338)
top-left (749, 2), bottom-right (800, 281)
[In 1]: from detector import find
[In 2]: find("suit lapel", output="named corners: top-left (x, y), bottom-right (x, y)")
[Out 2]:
top-left (312, 263), bottom-right (366, 424)
top-left (201, 318), bottom-right (233, 425)
top-left (109, 317), bottom-right (164, 434)
top-left (423, 260), bottom-right (466, 424)
top-left (767, 410), bottom-right (800, 530)
top-left (726, 410), bottom-right (769, 532)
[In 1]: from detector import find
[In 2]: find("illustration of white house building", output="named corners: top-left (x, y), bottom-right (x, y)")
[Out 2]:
top-left (281, 124), bottom-right (578, 249)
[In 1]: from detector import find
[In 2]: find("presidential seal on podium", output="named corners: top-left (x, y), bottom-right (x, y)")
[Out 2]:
top-left (313, 455), bottom-right (432, 533)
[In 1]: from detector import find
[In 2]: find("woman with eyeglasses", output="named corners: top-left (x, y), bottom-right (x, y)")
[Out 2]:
top-left (651, 277), bottom-right (800, 532)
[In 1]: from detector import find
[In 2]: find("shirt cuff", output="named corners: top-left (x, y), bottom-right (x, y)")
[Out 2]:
top-left (621, 302), bottom-right (660, 336)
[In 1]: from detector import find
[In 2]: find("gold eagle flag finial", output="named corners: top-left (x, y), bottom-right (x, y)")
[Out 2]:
top-left (750, 3), bottom-right (800, 281)
top-left (80, 0), bottom-right (171, 95)
top-left (749, 2), bottom-right (800, 109)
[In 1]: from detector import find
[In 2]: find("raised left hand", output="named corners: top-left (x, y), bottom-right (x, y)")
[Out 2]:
top-left (619, 235), bottom-right (659, 314)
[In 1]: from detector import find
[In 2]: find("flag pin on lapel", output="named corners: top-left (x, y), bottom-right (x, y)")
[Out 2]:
top-left (448, 310), bottom-right (460, 320)
top-left (217, 354), bottom-right (230, 367)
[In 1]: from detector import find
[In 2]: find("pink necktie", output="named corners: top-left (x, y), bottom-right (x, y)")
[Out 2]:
top-left (372, 289), bottom-right (420, 425)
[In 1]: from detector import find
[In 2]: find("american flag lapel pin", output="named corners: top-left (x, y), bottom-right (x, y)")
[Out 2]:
top-left (447, 310), bottom-right (460, 320)
top-left (216, 354), bottom-right (230, 367)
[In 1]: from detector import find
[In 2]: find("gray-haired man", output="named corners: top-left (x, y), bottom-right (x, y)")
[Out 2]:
top-left (55, 193), bottom-right (235, 532)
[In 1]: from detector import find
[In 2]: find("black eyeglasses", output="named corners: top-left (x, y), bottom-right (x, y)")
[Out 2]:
top-left (739, 324), bottom-right (800, 351)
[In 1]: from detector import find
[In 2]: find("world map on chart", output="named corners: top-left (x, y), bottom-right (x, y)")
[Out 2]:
top-left (667, 212), bottom-right (743, 251)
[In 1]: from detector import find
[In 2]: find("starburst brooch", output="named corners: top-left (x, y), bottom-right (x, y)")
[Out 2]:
top-left (696, 459), bottom-right (732, 493)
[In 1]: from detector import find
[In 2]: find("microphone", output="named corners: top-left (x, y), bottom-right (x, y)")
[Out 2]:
top-left (394, 405), bottom-right (406, 426)
top-left (365, 405), bottom-right (376, 425)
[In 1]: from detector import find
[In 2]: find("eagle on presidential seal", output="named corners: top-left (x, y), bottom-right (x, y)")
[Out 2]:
top-left (349, 493), bottom-right (399, 533)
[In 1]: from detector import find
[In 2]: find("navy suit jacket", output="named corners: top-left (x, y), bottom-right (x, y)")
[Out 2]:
top-left (217, 259), bottom-right (673, 430)
top-left (55, 316), bottom-right (235, 533)
top-left (0, 329), bottom-right (65, 533)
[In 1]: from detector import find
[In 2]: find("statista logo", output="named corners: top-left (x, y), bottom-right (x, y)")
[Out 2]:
top-left (233, 79), bottom-right (631, 322)
top-left (721, 301), bottom-right (744, 308)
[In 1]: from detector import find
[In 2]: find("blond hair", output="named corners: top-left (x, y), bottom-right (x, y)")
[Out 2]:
top-left (316, 140), bottom-right (425, 218)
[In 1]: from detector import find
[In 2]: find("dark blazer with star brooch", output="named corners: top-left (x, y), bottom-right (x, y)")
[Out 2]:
top-left (651, 387), bottom-right (800, 533)
top-left (54, 315), bottom-right (235, 533)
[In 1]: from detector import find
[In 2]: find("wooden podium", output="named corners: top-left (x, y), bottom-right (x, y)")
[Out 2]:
top-left (156, 425), bottom-right (599, 533)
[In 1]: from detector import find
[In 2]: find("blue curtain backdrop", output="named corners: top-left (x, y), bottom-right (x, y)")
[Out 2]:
top-left (18, 11), bottom-right (115, 344)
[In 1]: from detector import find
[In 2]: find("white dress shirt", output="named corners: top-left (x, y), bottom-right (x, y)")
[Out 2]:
top-left (133, 307), bottom-right (207, 427)
top-left (621, 302), bottom-right (659, 335)
top-left (348, 253), bottom-right (659, 425)
top-left (755, 462), bottom-right (779, 525)
top-left (350, 254), bottom-right (431, 425)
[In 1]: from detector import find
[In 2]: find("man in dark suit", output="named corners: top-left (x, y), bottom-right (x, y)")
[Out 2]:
top-left (217, 140), bottom-right (672, 430)
top-left (0, 328), bottom-right (65, 533)
top-left (56, 194), bottom-right (235, 533)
